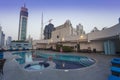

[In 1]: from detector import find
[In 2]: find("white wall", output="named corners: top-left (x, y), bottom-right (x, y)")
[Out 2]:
top-left (80, 41), bottom-right (104, 52)
top-left (88, 23), bottom-right (120, 41)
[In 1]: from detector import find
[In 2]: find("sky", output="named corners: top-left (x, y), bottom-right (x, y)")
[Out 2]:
top-left (0, 0), bottom-right (120, 40)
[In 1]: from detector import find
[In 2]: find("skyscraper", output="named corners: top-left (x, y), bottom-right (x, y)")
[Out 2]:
top-left (6, 36), bottom-right (12, 49)
top-left (18, 4), bottom-right (28, 41)
top-left (76, 24), bottom-right (85, 35)
top-left (0, 26), bottom-right (5, 48)
top-left (44, 23), bottom-right (54, 39)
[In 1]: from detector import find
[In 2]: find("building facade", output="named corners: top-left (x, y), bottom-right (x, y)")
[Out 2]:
top-left (44, 23), bottom-right (54, 39)
top-left (76, 24), bottom-right (85, 35)
top-left (33, 18), bottom-right (120, 55)
top-left (11, 41), bottom-right (32, 50)
top-left (6, 36), bottom-right (12, 49)
top-left (0, 26), bottom-right (5, 48)
top-left (18, 5), bottom-right (28, 41)
top-left (27, 35), bottom-right (33, 44)
top-left (33, 20), bottom-right (87, 50)
top-left (51, 20), bottom-right (74, 41)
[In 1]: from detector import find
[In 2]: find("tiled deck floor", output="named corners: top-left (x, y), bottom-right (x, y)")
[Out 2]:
top-left (3, 51), bottom-right (119, 80)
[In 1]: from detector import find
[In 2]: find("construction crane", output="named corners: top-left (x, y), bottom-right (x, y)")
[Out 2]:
top-left (40, 13), bottom-right (43, 40)
top-left (48, 19), bottom-right (53, 23)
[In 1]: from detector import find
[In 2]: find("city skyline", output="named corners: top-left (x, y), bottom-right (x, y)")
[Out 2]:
top-left (0, 0), bottom-right (120, 40)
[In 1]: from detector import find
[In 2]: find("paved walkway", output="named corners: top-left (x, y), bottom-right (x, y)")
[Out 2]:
top-left (3, 51), bottom-right (119, 80)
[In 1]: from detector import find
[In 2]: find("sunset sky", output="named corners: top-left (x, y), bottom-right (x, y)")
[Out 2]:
top-left (0, 0), bottom-right (120, 40)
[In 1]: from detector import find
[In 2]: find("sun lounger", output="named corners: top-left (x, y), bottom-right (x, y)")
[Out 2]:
top-left (108, 75), bottom-right (120, 80)
top-left (0, 53), bottom-right (3, 59)
top-left (111, 67), bottom-right (120, 76)
top-left (111, 58), bottom-right (120, 67)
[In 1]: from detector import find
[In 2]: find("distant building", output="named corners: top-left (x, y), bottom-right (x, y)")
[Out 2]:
top-left (91, 27), bottom-right (99, 32)
top-left (44, 23), bottom-right (54, 39)
top-left (27, 35), bottom-right (33, 44)
top-left (18, 5), bottom-right (28, 41)
top-left (11, 41), bottom-right (32, 50)
top-left (51, 20), bottom-right (76, 41)
top-left (6, 36), bottom-right (12, 49)
top-left (0, 26), bottom-right (5, 48)
top-left (119, 17), bottom-right (120, 23)
top-left (33, 18), bottom-right (120, 55)
top-left (76, 24), bottom-right (85, 35)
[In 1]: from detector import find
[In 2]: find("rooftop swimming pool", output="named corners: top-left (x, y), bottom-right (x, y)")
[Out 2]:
top-left (12, 51), bottom-right (95, 70)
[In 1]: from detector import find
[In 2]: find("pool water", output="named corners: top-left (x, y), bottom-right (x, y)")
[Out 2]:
top-left (37, 53), bottom-right (95, 68)
top-left (26, 64), bottom-right (45, 70)
top-left (25, 62), bottom-right (50, 70)
top-left (54, 60), bottom-right (84, 69)
top-left (12, 51), bottom-right (95, 69)
top-left (13, 52), bottom-right (33, 64)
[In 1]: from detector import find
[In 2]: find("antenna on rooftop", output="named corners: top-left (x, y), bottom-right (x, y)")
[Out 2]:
top-left (40, 12), bottom-right (43, 40)
top-left (24, 3), bottom-right (26, 7)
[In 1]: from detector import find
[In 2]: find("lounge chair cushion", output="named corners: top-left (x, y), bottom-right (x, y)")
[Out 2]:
top-left (0, 53), bottom-right (3, 59)
top-left (111, 67), bottom-right (120, 73)
top-left (108, 75), bottom-right (120, 80)
top-left (111, 58), bottom-right (120, 64)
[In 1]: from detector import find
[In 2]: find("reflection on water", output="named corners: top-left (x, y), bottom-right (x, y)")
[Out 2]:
top-left (25, 52), bottom-right (32, 63)
top-left (13, 51), bottom-right (33, 64)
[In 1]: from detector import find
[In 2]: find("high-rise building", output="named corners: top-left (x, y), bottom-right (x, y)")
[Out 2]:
top-left (0, 26), bottom-right (5, 48)
top-left (6, 36), bottom-right (12, 49)
top-left (18, 4), bottom-right (28, 41)
top-left (76, 24), bottom-right (85, 35)
top-left (44, 23), bottom-right (54, 39)
top-left (27, 35), bottom-right (33, 44)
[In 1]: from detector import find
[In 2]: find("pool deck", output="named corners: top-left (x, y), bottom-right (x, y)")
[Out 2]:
top-left (3, 51), bottom-right (119, 80)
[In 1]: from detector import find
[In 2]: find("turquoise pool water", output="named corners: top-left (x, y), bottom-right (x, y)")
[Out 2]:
top-left (13, 51), bottom-right (33, 64)
top-left (12, 51), bottom-right (95, 69)
top-left (24, 62), bottom-right (50, 70)
top-left (36, 53), bottom-right (95, 67)
top-left (26, 64), bottom-right (45, 70)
